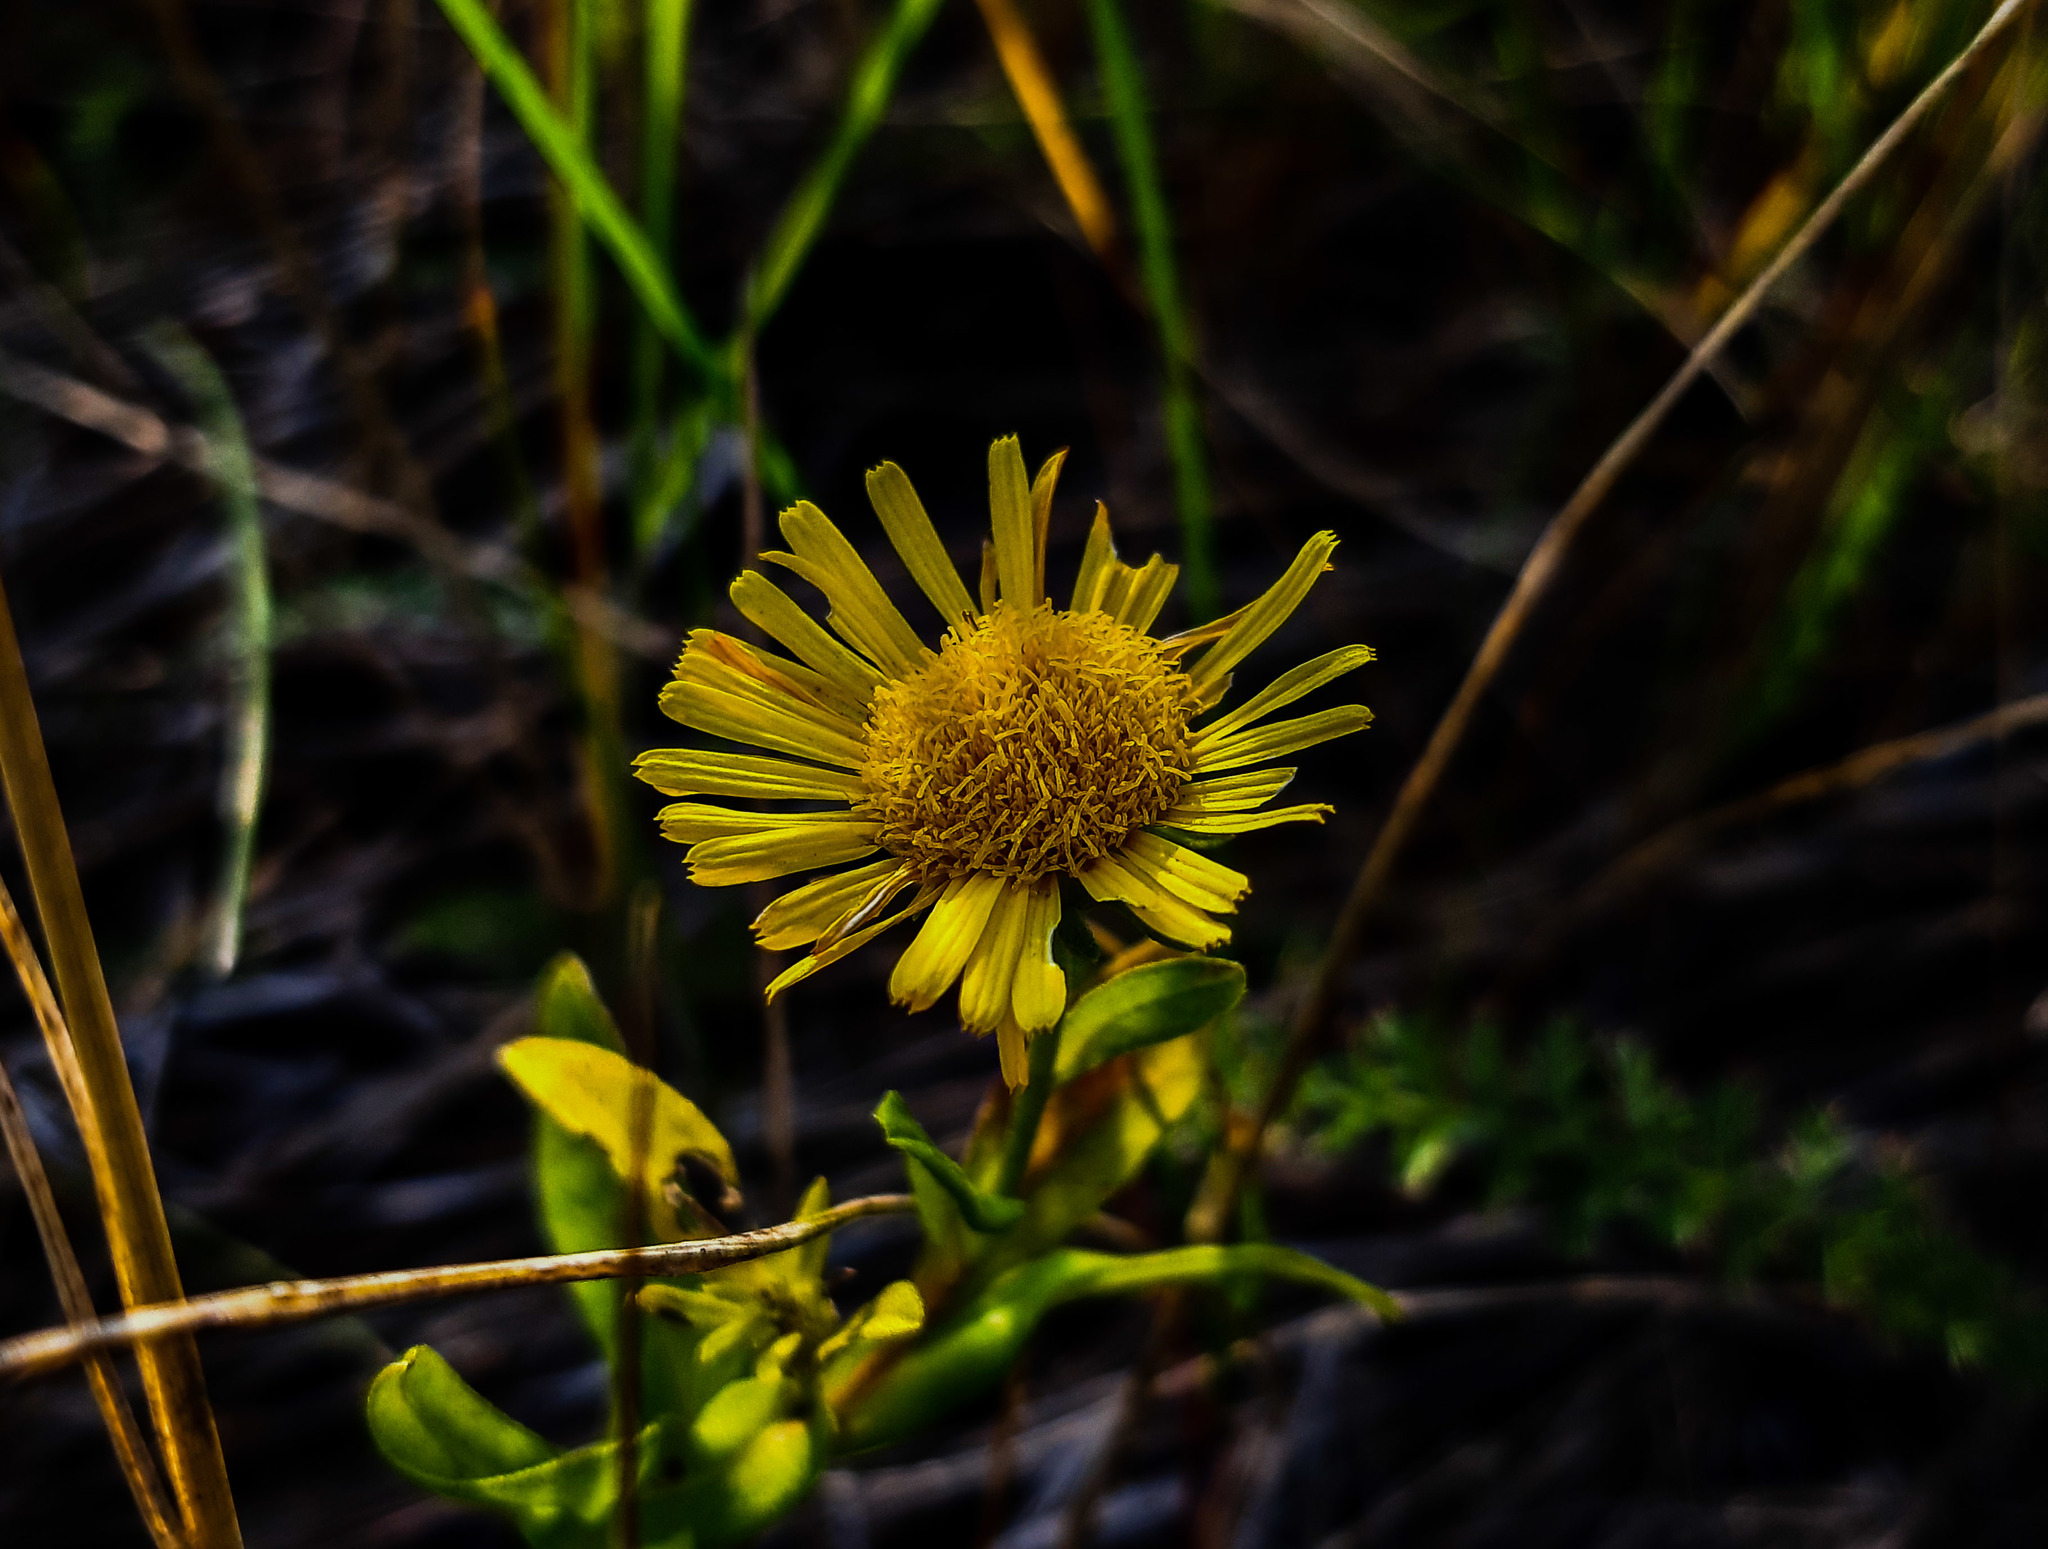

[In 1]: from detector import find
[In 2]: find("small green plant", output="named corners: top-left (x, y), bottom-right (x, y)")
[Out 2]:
top-left (1297, 1014), bottom-right (2048, 1382)
top-left (368, 952), bottom-right (1392, 1546)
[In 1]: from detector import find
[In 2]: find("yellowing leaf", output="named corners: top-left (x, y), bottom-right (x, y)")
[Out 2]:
top-left (817, 1278), bottom-right (925, 1361)
top-left (498, 1036), bottom-right (739, 1198)
top-left (863, 1279), bottom-right (926, 1340)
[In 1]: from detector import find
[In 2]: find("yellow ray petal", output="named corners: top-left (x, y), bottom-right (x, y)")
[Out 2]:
top-left (1159, 803), bottom-right (1332, 834)
top-left (958, 882), bottom-right (1032, 1034)
top-left (751, 858), bottom-right (903, 950)
top-left (1071, 503), bottom-right (1117, 613)
top-left (988, 435), bottom-right (1038, 607)
top-left (1123, 830), bottom-right (1251, 913)
top-left (1011, 881), bottom-right (1065, 1034)
top-left (1078, 853), bottom-right (1231, 950)
top-left (1188, 532), bottom-right (1340, 702)
top-left (1192, 704), bottom-right (1374, 774)
top-left (687, 629), bottom-right (868, 722)
top-left (1195, 644), bottom-right (1375, 749)
top-left (1029, 449), bottom-right (1066, 604)
top-left (659, 677), bottom-right (868, 769)
top-left (1069, 501), bottom-right (1177, 626)
top-left (771, 498), bottom-right (932, 676)
top-left (996, 1013), bottom-right (1030, 1088)
top-left (818, 861), bottom-right (922, 950)
top-left (759, 549), bottom-right (919, 683)
top-left (730, 571), bottom-right (886, 704)
top-left (1115, 554), bottom-right (1179, 632)
top-left (978, 538), bottom-right (999, 614)
top-left (1166, 767), bottom-right (1298, 815)
top-left (684, 822), bottom-right (880, 886)
top-left (888, 873), bottom-right (1005, 1013)
top-left (1157, 600), bottom-right (1250, 657)
top-left (658, 803), bottom-right (861, 843)
top-left (767, 883), bottom-right (944, 1000)
top-left (632, 749), bottom-right (862, 801)
top-left (866, 462), bottom-right (977, 630)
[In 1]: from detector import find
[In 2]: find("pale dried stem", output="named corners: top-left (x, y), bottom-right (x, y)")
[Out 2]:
top-left (1580, 690), bottom-right (2048, 917)
top-left (1187, 0), bottom-right (2043, 1244)
top-left (0, 1194), bottom-right (915, 1382)
top-left (0, 573), bottom-right (242, 1545)
top-left (0, 1044), bottom-right (183, 1549)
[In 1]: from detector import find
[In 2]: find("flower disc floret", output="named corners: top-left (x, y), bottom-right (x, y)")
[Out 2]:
top-left (859, 603), bottom-right (1199, 884)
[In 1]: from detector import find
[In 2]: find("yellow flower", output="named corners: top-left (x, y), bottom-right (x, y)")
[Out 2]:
top-left (634, 437), bottom-right (1373, 1084)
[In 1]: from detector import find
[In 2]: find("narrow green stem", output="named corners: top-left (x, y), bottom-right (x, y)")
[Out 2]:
top-left (631, 0), bottom-right (694, 533)
top-left (1082, 0), bottom-right (1216, 616)
top-left (144, 326), bottom-right (270, 981)
top-left (996, 1027), bottom-right (1061, 1198)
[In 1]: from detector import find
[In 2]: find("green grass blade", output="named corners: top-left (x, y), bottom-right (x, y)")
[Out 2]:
top-left (431, 0), bottom-right (715, 377)
top-left (741, 0), bottom-right (948, 333)
top-left (1083, 0), bottom-right (1217, 616)
top-left (632, 0), bottom-right (695, 515)
top-left (144, 325), bottom-right (271, 981)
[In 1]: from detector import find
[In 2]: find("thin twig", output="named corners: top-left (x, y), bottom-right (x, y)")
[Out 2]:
top-left (1577, 689), bottom-right (2048, 918)
top-left (0, 1194), bottom-right (915, 1381)
top-left (0, 347), bottom-right (673, 662)
top-left (1186, 0), bottom-right (2042, 1244)
top-left (0, 1046), bottom-right (182, 1549)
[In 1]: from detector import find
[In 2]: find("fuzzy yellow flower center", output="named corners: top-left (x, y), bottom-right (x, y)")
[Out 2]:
top-left (858, 604), bottom-right (1198, 883)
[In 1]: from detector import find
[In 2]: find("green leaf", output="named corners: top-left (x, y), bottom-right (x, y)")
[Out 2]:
top-left (875, 1090), bottom-right (1026, 1233)
top-left (1053, 957), bottom-right (1245, 1084)
top-left (368, 1345), bottom-right (675, 1548)
top-left (516, 962), bottom-right (725, 1417)
top-left (688, 1374), bottom-right (791, 1468)
top-left (534, 954), bottom-right (627, 1054)
top-left (836, 1245), bottom-right (1395, 1453)
top-left (694, 1410), bottom-right (830, 1544)
top-left (368, 1345), bottom-right (557, 1482)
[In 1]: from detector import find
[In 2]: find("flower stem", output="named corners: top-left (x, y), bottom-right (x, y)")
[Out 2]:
top-left (997, 1027), bottom-right (1061, 1198)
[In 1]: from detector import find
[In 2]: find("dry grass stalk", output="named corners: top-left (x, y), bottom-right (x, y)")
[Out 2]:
top-left (0, 1194), bottom-right (917, 1381)
top-left (973, 0), bottom-right (1121, 264)
top-left (0, 1034), bottom-right (182, 1549)
top-left (0, 575), bottom-right (242, 1544)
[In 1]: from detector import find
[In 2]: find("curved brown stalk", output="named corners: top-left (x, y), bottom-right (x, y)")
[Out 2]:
top-left (1184, 0), bottom-right (2044, 1246)
top-left (1573, 690), bottom-right (2048, 925)
top-left (0, 1194), bottom-right (914, 1382)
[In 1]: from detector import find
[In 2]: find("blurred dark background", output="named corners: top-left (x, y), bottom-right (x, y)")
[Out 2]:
top-left (1, 0), bottom-right (2046, 1543)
